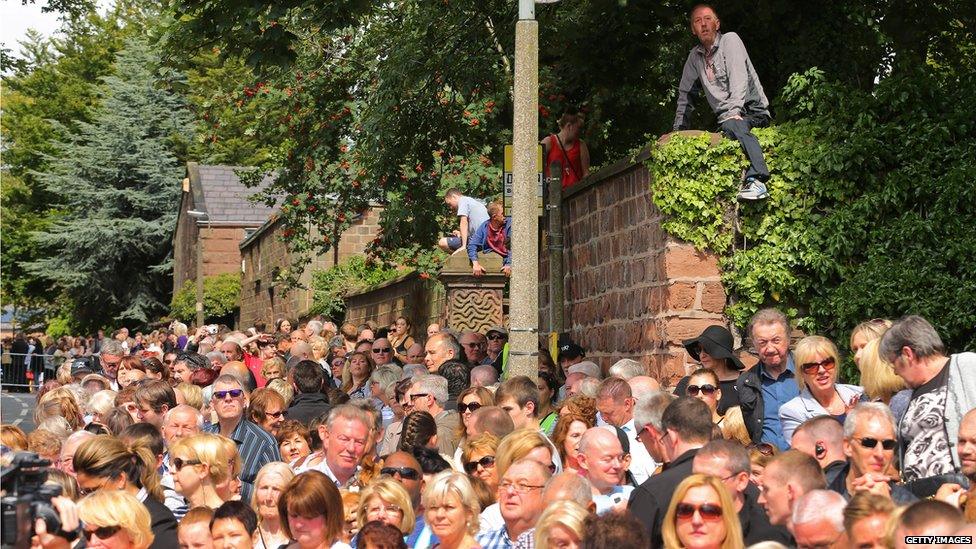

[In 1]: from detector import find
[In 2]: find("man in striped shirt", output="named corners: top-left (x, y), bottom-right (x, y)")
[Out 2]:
top-left (205, 373), bottom-right (281, 501)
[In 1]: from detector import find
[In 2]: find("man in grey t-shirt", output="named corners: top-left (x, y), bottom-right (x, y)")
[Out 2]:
top-left (673, 4), bottom-right (771, 201)
top-left (437, 187), bottom-right (490, 252)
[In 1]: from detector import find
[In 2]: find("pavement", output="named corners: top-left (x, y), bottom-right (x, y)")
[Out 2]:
top-left (1, 390), bottom-right (37, 432)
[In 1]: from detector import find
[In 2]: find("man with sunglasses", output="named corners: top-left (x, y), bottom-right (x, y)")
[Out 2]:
top-left (459, 332), bottom-right (490, 366)
top-left (204, 374), bottom-right (280, 501)
top-left (825, 403), bottom-right (917, 504)
top-left (371, 337), bottom-right (400, 367)
top-left (382, 451), bottom-right (439, 548)
top-left (485, 327), bottom-right (507, 373)
top-left (405, 375), bottom-right (460, 455)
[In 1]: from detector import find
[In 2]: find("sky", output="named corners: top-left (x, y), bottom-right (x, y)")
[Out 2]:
top-left (1, 1), bottom-right (64, 53)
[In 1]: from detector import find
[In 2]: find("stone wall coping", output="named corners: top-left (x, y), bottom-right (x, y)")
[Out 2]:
top-left (343, 269), bottom-right (421, 302)
top-left (563, 130), bottom-right (722, 201)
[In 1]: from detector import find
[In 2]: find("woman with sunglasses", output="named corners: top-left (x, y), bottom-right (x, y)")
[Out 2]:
top-left (675, 326), bottom-right (745, 415)
top-left (779, 336), bottom-right (865, 441)
top-left (461, 432), bottom-right (500, 493)
top-left (72, 435), bottom-right (177, 549)
top-left (248, 387), bottom-right (288, 437)
top-left (78, 490), bottom-right (155, 549)
top-left (168, 433), bottom-right (231, 509)
top-left (662, 474), bottom-right (744, 549)
top-left (684, 369), bottom-right (751, 445)
top-left (451, 386), bottom-right (494, 465)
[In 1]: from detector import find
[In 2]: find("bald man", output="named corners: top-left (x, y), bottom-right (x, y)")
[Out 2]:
top-left (628, 375), bottom-right (661, 396)
top-left (577, 427), bottom-right (633, 514)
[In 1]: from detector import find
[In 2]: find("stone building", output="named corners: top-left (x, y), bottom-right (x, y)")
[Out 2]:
top-left (172, 163), bottom-right (275, 294)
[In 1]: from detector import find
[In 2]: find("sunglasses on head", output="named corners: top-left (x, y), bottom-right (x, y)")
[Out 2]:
top-left (214, 389), bottom-right (244, 399)
top-left (857, 437), bottom-right (897, 450)
top-left (172, 457), bottom-right (202, 471)
top-left (463, 455), bottom-right (496, 474)
top-left (800, 357), bottom-right (836, 375)
top-left (380, 466), bottom-right (420, 480)
top-left (458, 401), bottom-right (483, 414)
top-left (83, 526), bottom-right (122, 541)
top-left (687, 384), bottom-right (717, 396)
top-left (675, 503), bottom-right (723, 521)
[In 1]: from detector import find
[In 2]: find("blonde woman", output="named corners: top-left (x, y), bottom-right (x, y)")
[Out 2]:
top-left (858, 338), bottom-right (911, 421)
top-left (168, 433), bottom-right (231, 509)
top-left (422, 471), bottom-right (480, 549)
top-left (662, 474), bottom-right (744, 549)
top-left (534, 500), bottom-right (589, 549)
top-left (79, 490), bottom-right (155, 549)
top-left (251, 462), bottom-right (295, 549)
top-left (35, 387), bottom-right (84, 431)
top-left (849, 318), bottom-right (892, 368)
top-left (262, 357), bottom-right (286, 382)
top-left (461, 432), bottom-right (500, 494)
top-left (174, 382), bottom-right (203, 411)
top-left (357, 477), bottom-right (416, 536)
top-left (778, 336), bottom-right (865, 441)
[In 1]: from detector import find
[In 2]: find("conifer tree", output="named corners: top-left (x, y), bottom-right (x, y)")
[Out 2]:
top-left (28, 36), bottom-right (193, 329)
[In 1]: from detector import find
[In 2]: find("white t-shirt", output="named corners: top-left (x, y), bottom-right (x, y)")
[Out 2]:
top-left (457, 196), bottom-right (489, 237)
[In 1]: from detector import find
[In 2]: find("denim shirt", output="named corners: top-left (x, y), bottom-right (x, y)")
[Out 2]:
top-left (758, 354), bottom-right (799, 450)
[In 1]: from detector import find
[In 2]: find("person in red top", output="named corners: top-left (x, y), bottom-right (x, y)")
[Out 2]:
top-left (541, 107), bottom-right (590, 189)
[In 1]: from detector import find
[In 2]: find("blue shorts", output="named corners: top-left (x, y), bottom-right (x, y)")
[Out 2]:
top-left (444, 236), bottom-right (462, 251)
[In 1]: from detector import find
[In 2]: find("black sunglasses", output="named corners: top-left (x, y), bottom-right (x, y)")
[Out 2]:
top-left (83, 526), bottom-right (122, 541)
top-left (380, 466), bottom-right (420, 480)
top-left (464, 455), bottom-right (496, 474)
top-left (487, 334), bottom-right (507, 341)
top-left (458, 401), bottom-right (483, 414)
top-left (214, 389), bottom-right (244, 399)
top-left (372, 347), bottom-right (392, 353)
top-left (687, 384), bottom-right (717, 396)
top-left (857, 437), bottom-right (897, 450)
top-left (265, 410), bottom-right (286, 419)
top-left (172, 457), bottom-right (202, 471)
top-left (746, 442), bottom-right (776, 456)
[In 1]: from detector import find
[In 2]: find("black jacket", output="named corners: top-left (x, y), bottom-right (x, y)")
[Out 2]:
top-left (827, 461), bottom-right (919, 505)
top-left (627, 448), bottom-right (700, 547)
top-left (144, 496), bottom-right (179, 549)
top-left (287, 392), bottom-right (333, 427)
top-left (736, 366), bottom-right (765, 443)
top-left (739, 488), bottom-right (793, 545)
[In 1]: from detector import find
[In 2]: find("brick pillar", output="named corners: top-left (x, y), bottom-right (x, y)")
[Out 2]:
top-left (437, 251), bottom-right (506, 333)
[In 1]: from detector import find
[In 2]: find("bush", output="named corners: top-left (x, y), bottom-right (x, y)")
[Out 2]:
top-left (170, 272), bottom-right (242, 322)
top-left (647, 66), bottom-right (976, 381)
top-left (309, 256), bottom-right (402, 319)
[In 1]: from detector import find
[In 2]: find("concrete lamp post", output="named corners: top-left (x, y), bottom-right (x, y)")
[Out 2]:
top-left (187, 209), bottom-right (210, 328)
top-left (509, 0), bottom-right (557, 379)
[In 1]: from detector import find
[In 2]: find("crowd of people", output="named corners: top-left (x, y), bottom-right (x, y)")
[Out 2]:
top-left (3, 309), bottom-right (976, 549)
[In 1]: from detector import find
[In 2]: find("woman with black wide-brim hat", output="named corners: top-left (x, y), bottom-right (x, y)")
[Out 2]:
top-left (673, 325), bottom-right (744, 415)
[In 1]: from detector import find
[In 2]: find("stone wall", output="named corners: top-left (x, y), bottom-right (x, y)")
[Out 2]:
top-left (239, 208), bottom-right (383, 328)
top-left (343, 272), bottom-right (446, 333)
top-left (539, 132), bottom-right (731, 386)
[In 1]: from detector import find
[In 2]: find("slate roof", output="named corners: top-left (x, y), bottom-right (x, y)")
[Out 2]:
top-left (188, 163), bottom-right (278, 225)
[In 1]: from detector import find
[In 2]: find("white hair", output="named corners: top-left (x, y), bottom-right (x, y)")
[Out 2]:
top-left (843, 402), bottom-right (896, 438)
top-left (402, 364), bottom-right (428, 379)
top-left (87, 390), bottom-right (118, 417)
top-left (792, 489), bottom-right (846, 531)
top-left (306, 320), bottom-right (323, 336)
top-left (411, 375), bottom-right (449, 405)
top-left (163, 404), bottom-right (203, 428)
top-left (577, 377), bottom-right (601, 398)
top-left (470, 365), bottom-right (499, 387)
top-left (608, 358), bottom-right (645, 380)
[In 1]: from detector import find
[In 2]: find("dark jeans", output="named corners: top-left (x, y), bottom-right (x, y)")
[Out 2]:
top-left (720, 113), bottom-right (770, 182)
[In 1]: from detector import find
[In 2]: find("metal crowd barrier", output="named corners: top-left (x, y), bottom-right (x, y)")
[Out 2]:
top-left (0, 352), bottom-right (71, 391)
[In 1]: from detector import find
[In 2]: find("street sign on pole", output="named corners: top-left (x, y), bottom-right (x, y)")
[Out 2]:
top-left (502, 144), bottom-right (544, 217)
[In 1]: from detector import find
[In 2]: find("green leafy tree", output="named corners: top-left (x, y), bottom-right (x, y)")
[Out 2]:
top-left (170, 272), bottom-right (242, 322)
top-left (27, 36), bottom-right (194, 330)
top-left (1, 4), bottom-right (146, 317)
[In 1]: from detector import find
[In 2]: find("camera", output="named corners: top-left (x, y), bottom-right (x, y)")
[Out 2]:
top-left (1, 452), bottom-right (65, 549)
top-left (207, 324), bottom-right (218, 335)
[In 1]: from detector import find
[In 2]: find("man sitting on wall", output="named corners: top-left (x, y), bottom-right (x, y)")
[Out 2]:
top-left (467, 201), bottom-right (512, 277)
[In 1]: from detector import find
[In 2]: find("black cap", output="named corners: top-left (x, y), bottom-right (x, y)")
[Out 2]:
top-left (70, 357), bottom-right (99, 377)
top-left (682, 325), bottom-right (744, 370)
top-left (558, 342), bottom-right (585, 361)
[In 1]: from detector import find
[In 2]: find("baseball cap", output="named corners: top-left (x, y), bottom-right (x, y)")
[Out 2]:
top-left (70, 357), bottom-right (98, 377)
top-left (558, 342), bottom-right (585, 361)
top-left (486, 326), bottom-right (508, 337)
top-left (566, 360), bottom-right (602, 379)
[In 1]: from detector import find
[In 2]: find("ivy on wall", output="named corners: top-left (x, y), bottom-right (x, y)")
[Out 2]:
top-left (646, 67), bottom-right (976, 380)
top-left (170, 272), bottom-right (242, 322)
